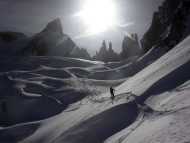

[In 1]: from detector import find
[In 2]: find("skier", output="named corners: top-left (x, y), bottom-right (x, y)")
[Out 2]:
top-left (110, 86), bottom-right (115, 104)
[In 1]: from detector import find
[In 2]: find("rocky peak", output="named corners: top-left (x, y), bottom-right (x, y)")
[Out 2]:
top-left (42, 18), bottom-right (63, 35)
top-left (121, 34), bottom-right (141, 59)
top-left (122, 34), bottom-right (139, 47)
top-left (93, 40), bottom-right (119, 62)
top-left (141, 0), bottom-right (190, 52)
top-left (108, 42), bottom-right (114, 53)
top-left (22, 18), bottom-right (91, 59)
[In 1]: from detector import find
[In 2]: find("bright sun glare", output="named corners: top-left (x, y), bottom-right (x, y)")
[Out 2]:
top-left (76, 0), bottom-right (117, 35)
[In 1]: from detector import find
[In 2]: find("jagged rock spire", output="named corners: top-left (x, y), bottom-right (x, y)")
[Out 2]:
top-left (42, 18), bottom-right (63, 35)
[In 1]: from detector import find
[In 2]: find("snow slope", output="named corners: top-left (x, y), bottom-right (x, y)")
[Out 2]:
top-left (116, 36), bottom-right (190, 96)
top-left (0, 36), bottom-right (189, 143)
top-left (105, 80), bottom-right (190, 143)
top-left (105, 36), bottom-right (190, 143)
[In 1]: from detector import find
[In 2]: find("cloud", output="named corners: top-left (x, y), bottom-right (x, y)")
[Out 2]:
top-left (117, 22), bottom-right (135, 28)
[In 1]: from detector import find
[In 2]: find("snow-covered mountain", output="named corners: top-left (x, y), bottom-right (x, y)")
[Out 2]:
top-left (0, 0), bottom-right (189, 142)
top-left (0, 33), bottom-right (189, 143)
top-left (23, 18), bottom-right (76, 56)
top-left (0, 18), bottom-right (91, 59)
top-left (23, 18), bottom-right (91, 59)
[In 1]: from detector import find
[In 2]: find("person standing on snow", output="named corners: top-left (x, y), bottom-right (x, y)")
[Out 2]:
top-left (110, 86), bottom-right (115, 104)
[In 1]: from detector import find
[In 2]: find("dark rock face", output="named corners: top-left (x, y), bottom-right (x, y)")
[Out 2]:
top-left (41, 18), bottom-right (63, 35)
top-left (141, 0), bottom-right (190, 52)
top-left (19, 18), bottom-right (90, 59)
top-left (93, 41), bottom-right (119, 62)
top-left (24, 18), bottom-right (75, 56)
top-left (107, 42), bottom-right (120, 62)
top-left (69, 47), bottom-right (91, 60)
top-left (0, 18), bottom-right (91, 59)
top-left (93, 40), bottom-right (108, 62)
top-left (120, 33), bottom-right (141, 59)
top-left (94, 36), bottom-right (141, 62)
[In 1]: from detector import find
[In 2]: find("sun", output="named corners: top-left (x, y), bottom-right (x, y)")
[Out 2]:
top-left (76, 0), bottom-right (117, 35)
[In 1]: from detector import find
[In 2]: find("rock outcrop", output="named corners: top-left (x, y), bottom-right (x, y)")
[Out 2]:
top-left (69, 47), bottom-right (91, 60)
top-left (120, 33), bottom-right (141, 59)
top-left (93, 40), bottom-right (119, 62)
top-left (141, 0), bottom-right (190, 52)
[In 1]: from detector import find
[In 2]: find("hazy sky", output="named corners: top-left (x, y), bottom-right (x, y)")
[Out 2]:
top-left (0, 0), bottom-right (164, 54)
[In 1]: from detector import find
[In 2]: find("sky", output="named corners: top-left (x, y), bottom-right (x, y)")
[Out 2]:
top-left (0, 0), bottom-right (164, 55)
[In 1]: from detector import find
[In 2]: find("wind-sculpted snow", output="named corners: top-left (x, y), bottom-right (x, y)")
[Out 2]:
top-left (0, 36), bottom-right (190, 143)
top-left (0, 57), bottom-right (97, 73)
top-left (0, 56), bottom-right (122, 129)
top-left (66, 67), bottom-right (91, 78)
top-left (0, 57), bottom-right (101, 127)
